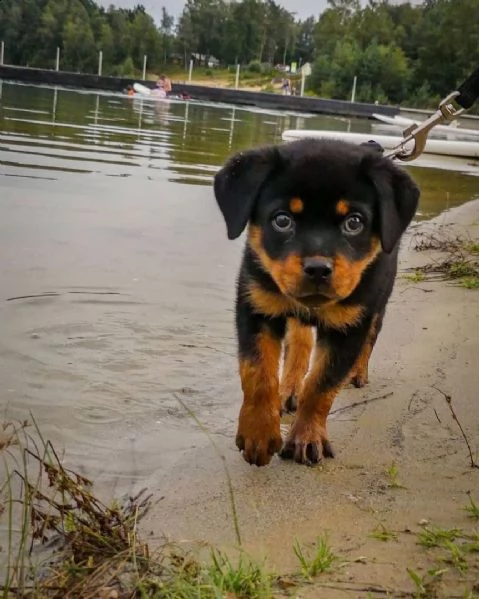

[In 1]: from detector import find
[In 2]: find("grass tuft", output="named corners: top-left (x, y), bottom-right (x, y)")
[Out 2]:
top-left (369, 523), bottom-right (398, 542)
top-left (207, 548), bottom-right (273, 598)
top-left (386, 461), bottom-right (403, 489)
top-left (293, 535), bottom-right (338, 579)
top-left (403, 271), bottom-right (426, 283)
top-left (417, 525), bottom-right (462, 548)
top-left (463, 493), bottom-right (479, 520)
top-left (406, 567), bottom-right (448, 598)
top-left (459, 275), bottom-right (479, 289)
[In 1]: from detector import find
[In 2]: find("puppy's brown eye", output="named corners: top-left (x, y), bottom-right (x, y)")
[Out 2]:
top-left (272, 212), bottom-right (294, 233)
top-left (341, 214), bottom-right (364, 235)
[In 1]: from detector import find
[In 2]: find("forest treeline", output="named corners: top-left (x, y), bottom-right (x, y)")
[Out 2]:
top-left (0, 0), bottom-right (478, 107)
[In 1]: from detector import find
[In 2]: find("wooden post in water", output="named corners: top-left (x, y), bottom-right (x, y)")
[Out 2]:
top-left (0, 41), bottom-right (4, 66)
top-left (300, 69), bottom-right (306, 97)
top-left (235, 64), bottom-right (240, 90)
top-left (188, 59), bottom-right (193, 83)
top-left (98, 51), bottom-right (103, 76)
top-left (142, 55), bottom-right (147, 81)
top-left (55, 47), bottom-right (60, 71)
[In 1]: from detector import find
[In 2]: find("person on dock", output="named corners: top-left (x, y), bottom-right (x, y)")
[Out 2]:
top-left (281, 77), bottom-right (291, 95)
top-left (156, 74), bottom-right (172, 95)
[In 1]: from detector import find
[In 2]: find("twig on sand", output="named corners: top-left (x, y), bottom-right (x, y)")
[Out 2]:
top-left (433, 408), bottom-right (442, 424)
top-left (330, 392), bottom-right (393, 416)
top-left (174, 393), bottom-right (243, 547)
top-left (305, 581), bottom-right (411, 597)
top-left (432, 385), bottom-right (478, 469)
top-left (400, 286), bottom-right (434, 294)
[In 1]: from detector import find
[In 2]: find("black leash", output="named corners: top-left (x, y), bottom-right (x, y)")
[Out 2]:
top-left (457, 66), bottom-right (479, 110)
top-left (382, 66), bottom-right (479, 162)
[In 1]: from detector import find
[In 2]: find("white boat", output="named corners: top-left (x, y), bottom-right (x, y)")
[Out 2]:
top-left (373, 113), bottom-right (479, 139)
top-left (281, 129), bottom-right (479, 159)
top-left (133, 82), bottom-right (168, 99)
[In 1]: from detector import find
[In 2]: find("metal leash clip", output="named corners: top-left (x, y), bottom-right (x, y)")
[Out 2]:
top-left (385, 91), bottom-right (466, 162)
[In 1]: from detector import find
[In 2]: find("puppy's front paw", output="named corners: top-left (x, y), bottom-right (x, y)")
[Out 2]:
top-left (280, 418), bottom-right (334, 466)
top-left (236, 404), bottom-right (282, 467)
top-left (350, 371), bottom-right (368, 388)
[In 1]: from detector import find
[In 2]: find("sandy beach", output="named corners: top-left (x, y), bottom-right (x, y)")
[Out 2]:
top-left (139, 199), bottom-right (479, 598)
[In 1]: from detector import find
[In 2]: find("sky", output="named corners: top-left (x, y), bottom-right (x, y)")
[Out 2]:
top-left (96, 0), bottom-right (420, 24)
top-left (97, 0), bottom-right (345, 23)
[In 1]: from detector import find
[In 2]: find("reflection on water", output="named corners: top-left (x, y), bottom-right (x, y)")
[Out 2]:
top-left (0, 82), bottom-right (316, 185)
top-left (0, 82), bottom-right (477, 215)
top-left (0, 82), bottom-right (478, 495)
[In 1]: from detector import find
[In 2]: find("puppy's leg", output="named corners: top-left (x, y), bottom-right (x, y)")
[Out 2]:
top-left (280, 322), bottom-right (370, 465)
top-left (280, 319), bottom-right (313, 413)
top-left (235, 293), bottom-right (285, 467)
top-left (350, 311), bottom-right (384, 388)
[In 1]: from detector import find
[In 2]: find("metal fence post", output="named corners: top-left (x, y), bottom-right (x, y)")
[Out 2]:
top-left (235, 64), bottom-right (240, 89)
top-left (351, 75), bottom-right (357, 103)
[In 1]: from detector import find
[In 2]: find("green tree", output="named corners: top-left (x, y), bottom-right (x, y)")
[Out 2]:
top-left (177, 0), bottom-right (227, 64)
top-left (62, 1), bottom-right (97, 72)
top-left (296, 17), bottom-right (316, 66)
top-left (130, 8), bottom-right (162, 70)
top-left (413, 0), bottom-right (479, 97)
top-left (160, 7), bottom-right (175, 63)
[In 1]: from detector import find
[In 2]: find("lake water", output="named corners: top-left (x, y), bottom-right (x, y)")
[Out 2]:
top-left (0, 82), bottom-right (478, 495)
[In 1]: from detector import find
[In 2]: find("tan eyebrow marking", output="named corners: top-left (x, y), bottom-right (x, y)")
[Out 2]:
top-left (336, 199), bottom-right (350, 216)
top-left (289, 197), bottom-right (304, 214)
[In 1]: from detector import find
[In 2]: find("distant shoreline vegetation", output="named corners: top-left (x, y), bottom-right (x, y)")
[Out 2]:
top-left (0, 0), bottom-right (477, 110)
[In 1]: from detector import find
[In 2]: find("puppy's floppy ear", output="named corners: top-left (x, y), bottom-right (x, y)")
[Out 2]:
top-left (362, 154), bottom-right (420, 253)
top-left (214, 146), bottom-right (280, 240)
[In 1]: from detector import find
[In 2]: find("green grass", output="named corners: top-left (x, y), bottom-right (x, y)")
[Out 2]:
top-left (417, 526), bottom-right (462, 548)
top-left (463, 493), bottom-right (479, 520)
top-left (441, 540), bottom-right (468, 573)
top-left (459, 275), bottom-right (479, 289)
top-left (403, 271), bottom-right (426, 283)
top-left (448, 261), bottom-right (477, 279)
top-left (386, 460), bottom-right (406, 489)
top-left (369, 523), bottom-right (399, 542)
top-left (464, 241), bottom-right (479, 254)
top-left (406, 567), bottom-right (448, 598)
top-left (207, 549), bottom-right (273, 598)
top-left (293, 535), bottom-right (338, 579)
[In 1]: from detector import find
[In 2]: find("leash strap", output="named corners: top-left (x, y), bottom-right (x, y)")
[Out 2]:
top-left (456, 66), bottom-right (479, 110)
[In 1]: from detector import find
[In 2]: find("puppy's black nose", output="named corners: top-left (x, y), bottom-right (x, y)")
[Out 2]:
top-left (303, 257), bottom-right (333, 282)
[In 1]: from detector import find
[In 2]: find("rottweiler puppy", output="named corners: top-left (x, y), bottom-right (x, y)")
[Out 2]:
top-left (214, 138), bottom-right (419, 467)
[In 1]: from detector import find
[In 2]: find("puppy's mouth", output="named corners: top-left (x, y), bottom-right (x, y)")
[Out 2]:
top-left (292, 289), bottom-right (338, 306)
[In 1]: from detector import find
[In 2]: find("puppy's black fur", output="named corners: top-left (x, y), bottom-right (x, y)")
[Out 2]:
top-left (214, 139), bottom-right (419, 467)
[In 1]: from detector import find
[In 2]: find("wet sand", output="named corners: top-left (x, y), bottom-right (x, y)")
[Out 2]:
top-left (138, 199), bottom-right (479, 597)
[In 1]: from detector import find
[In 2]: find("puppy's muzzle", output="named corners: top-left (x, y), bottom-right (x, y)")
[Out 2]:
top-left (303, 257), bottom-right (333, 286)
